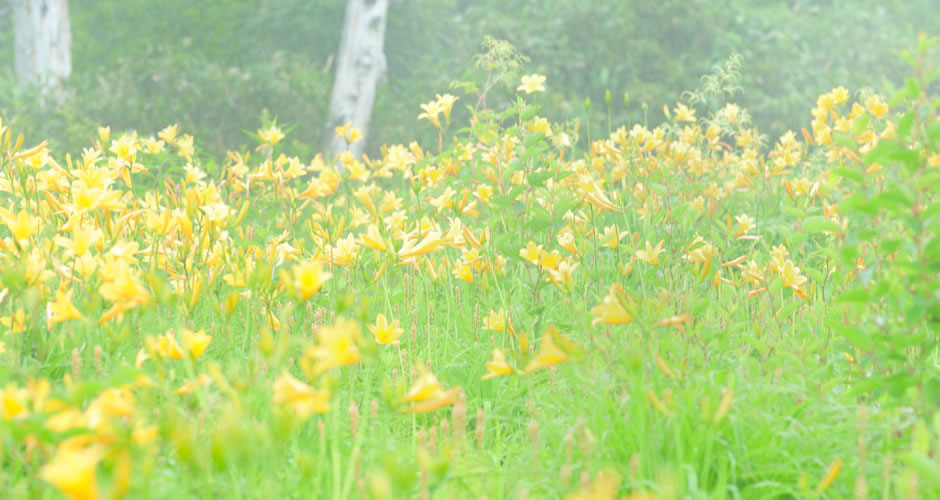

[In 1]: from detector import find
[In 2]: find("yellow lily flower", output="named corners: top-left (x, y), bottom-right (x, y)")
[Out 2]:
top-left (482, 349), bottom-right (513, 380)
top-left (523, 326), bottom-right (570, 374)
top-left (273, 371), bottom-right (330, 419)
top-left (369, 313), bottom-right (404, 345)
top-left (39, 445), bottom-right (104, 500)
top-left (307, 318), bottom-right (362, 374)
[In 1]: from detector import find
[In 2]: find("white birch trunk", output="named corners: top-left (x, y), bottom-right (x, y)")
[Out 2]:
top-left (325, 0), bottom-right (389, 160)
top-left (11, 0), bottom-right (72, 90)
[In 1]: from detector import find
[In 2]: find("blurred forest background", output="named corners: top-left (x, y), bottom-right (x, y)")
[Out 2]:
top-left (1, 0), bottom-right (937, 158)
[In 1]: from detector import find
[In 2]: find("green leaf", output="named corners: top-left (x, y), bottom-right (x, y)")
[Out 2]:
top-left (927, 120), bottom-right (940, 146)
top-left (522, 132), bottom-right (545, 149)
top-left (768, 277), bottom-right (783, 295)
top-left (524, 215), bottom-right (551, 232)
top-left (782, 205), bottom-right (805, 218)
top-left (744, 336), bottom-right (769, 357)
top-left (832, 133), bottom-right (857, 150)
top-left (902, 453), bottom-right (940, 487)
top-left (826, 320), bottom-right (873, 351)
top-left (802, 216), bottom-right (840, 234)
top-left (507, 185), bottom-right (526, 200)
top-left (690, 297), bottom-right (710, 317)
top-left (837, 288), bottom-right (869, 303)
top-left (897, 111), bottom-right (915, 140)
top-left (840, 192), bottom-right (878, 215)
top-left (527, 170), bottom-right (553, 187)
top-left (852, 113), bottom-right (871, 136)
top-left (519, 105), bottom-right (539, 121)
top-left (775, 302), bottom-right (801, 320)
top-left (829, 167), bottom-right (864, 183)
top-left (490, 194), bottom-right (514, 207)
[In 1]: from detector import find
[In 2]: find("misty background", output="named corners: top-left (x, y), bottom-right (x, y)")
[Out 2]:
top-left (1, 0), bottom-right (936, 159)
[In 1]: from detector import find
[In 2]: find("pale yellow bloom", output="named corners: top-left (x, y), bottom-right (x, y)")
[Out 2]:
top-left (307, 318), bottom-right (362, 374)
top-left (517, 74), bottom-right (546, 94)
top-left (369, 313), bottom-right (404, 345)
top-left (523, 326), bottom-right (570, 373)
top-left (258, 125), bottom-right (285, 145)
top-left (273, 371), bottom-right (330, 419)
top-left (39, 445), bottom-right (104, 500)
top-left (482, 349), bottom-right (513, 380)
top-left (590, 284), bottom-right (633, 325)
top-left (636, 240), bottom-right (665, 266)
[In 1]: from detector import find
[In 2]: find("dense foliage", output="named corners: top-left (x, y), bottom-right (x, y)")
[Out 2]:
top-left (1, 0), bottom-right (938, 157)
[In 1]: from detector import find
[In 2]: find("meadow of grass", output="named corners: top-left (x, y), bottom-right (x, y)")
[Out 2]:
top-left (1, 36), bottom-right (940, 499)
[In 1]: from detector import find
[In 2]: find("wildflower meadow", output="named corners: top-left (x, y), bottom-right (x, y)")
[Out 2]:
top-left (2, 33), bottom-right (940, 500)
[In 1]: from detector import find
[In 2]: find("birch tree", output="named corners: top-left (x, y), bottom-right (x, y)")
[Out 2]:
top-left (10, 0), bottom-right (72, 91)
top-left (324, 0), bottom-right (389, 160)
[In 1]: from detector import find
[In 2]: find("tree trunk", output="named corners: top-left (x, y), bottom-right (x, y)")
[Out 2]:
top-left (325, 0), bottom-right (389, 160)
top-left (11, 0), bottom-right (72, 91)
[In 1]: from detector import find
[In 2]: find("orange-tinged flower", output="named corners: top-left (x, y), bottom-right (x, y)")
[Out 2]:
top-left (359, 224), bottom-right (389, 253)
top-left (46, 288), bottom-right (84, 329)
top-left (109, 135), bottom-right (137, 162)
top-left (158, 124), bottom-right (178, 144)
top-left (673, 102), bottom-right (697, 122)
top-left (779, 259), bottom-right (809, 299)
top-left (398, 231), bottom-right (443, 261)
top-left (405, 365), bottom-right (445, 402)
top-left (482, 308), bottom-right (512, 333)
top-left (1, 383), bottom-right (29, 419)
top-left (577, 177), bottom-right (620, 212)
top-left (54, 224), bottom-right (103, 257)
top-left (591, 284), bottom-right (633, 325)
top-left (537, 249), bottom-right (562, 269)
top-left (403, 365), bottom-right (461, 413)
top-left (657, 313), bottom-right (691, 332)
top-left (307, 318), bottom-right (362, 374)
top-left (1, 308), bottom-right (27, 334)
top-left (557, 231), bottom-right (580, 254)
top-left (273, 371), bottom-right (330, 419)
top-left (734, 214), bottom-right (755, 237)
top-left (135, 348), bottom-right (149, 369)
top-left (744, 260), bottom-right (765, 284)
top-left (4, 209), bottom-right (40, 242)
top-left (636, 240), bottom-right (665, 266)
top-left (334, 122), bottom-right (363, 144)
top-left (39, 445), bottom-right (104, 500)
top-left (418, 99), bottom-right (443, 128)
top-left (283, 259), bottom-right (332, 300)
top-left (175, 374), bottom-right (211, 395)
top-left (523, 326), bottom-right (570, 373)
top-left (600, 224), bottom-right (628, 249)
top-left (566, 468), bottom-right (621, 500)
top-left (713, 388), bottom-right (734, 423)
top-left (435, 93), bottom-right (459, 121)
top-left (258, 125), bottom-right (285, 145)
top-left (369, 313), bottom-right (404, 345)
top-left (98, 264), bottom-right (150, 322)
top-left (546, 259), bottom-right (579, 292)
top-left (452, 262), bottom-right (473, 283)
top-left (816, 458), bottom-right (843, 494)
top-left (153, 331), bottom-right (185, 360)
top-left (519, 241), bottom-right (542, 264)
top-left (474, 184), bottom-right (494, 202)
top-left (482, 349), bottom-right (513, 380)
top-left (181, 328), bottom-right (211, 359)
top-left (132, 424), bottom-right (159, 445)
